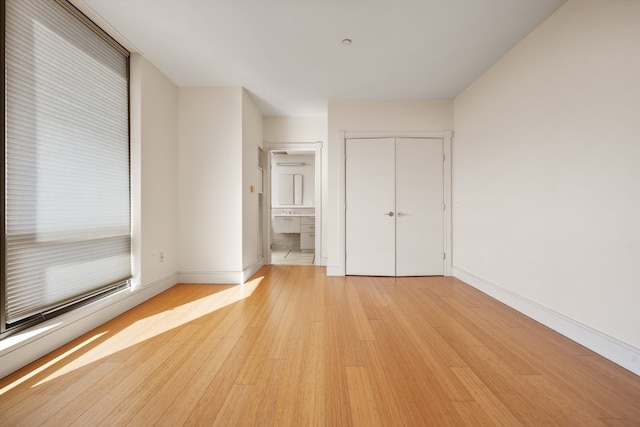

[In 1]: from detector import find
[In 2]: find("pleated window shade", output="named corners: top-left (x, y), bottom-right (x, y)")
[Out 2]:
top-left (3, 0), bottom-right (131, 329)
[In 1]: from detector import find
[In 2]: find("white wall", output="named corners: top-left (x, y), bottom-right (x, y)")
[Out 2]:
top-left (139, 57), bottom-right (180, 286)
top-left (326, 100), bottom-right (454, 273)
top-left (242, 90), bottom-right (264, 277)
top-left (453, 0), bottom-right (640, 370)
top-left (263, 116), bottom-right (327, 143)
top-left (0, 55), bottom-right (180, 377)
top-left (178, 87), bottom-right (243, 280)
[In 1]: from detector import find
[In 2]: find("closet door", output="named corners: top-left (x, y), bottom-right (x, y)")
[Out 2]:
top-left (345, 138), bottom-right (396, 276)
top-left (396, 138), bottom-right (444, 276)
top-left (346, 137), bottom-right (444, 277)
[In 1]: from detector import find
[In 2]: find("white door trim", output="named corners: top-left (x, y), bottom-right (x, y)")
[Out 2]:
top-left (336, 130), bottom-right (452, 276)
top-left (264, 141), bottom-right (323, 266)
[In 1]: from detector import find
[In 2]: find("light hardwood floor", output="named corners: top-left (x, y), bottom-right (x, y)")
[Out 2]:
top-left (1, 265), bottom-right (638, 426)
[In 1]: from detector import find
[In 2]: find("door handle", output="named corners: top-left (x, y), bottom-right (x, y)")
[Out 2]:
top-left (397, 212), bottom-right (407, 217)
top-left (384, 211), bottom-right (394, 217)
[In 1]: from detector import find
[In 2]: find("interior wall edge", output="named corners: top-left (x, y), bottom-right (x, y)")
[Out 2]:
top-left (452, 266), bottom-right (640, 376)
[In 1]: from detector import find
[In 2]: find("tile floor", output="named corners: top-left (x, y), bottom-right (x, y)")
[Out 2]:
top-left (271, 250), bottom-right (315, 265)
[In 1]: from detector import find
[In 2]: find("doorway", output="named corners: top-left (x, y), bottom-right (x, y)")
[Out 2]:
top-left (264, 143), bottom-right (322, 266)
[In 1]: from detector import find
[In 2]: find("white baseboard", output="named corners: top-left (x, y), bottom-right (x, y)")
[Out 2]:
top-left (178, 270), bottom-right (243, 284)
top-left (326, 264), bottom-right (345, 276)
top-left (242, 259), bottom-right (265, 282)
top-left (0, 273), bottom-right (179, 379)
top-left (452, 266), bottom-right (640, 376)
top-left (178, 260), bottom-right (266, 285)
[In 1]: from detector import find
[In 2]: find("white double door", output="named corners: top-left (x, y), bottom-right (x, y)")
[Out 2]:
top-left (346, 138), bottom-right (444, 276)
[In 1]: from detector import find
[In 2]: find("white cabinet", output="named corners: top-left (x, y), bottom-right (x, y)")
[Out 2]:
top-left (300, 217), bottom-right (315, 250)
top-left (273, 216), bottom-right (300, 233)
top-left (300, 233), bottom-right (314, 250)
top-left (271, 213), bottom-right (315, 251)
top-left (300, 224), bottom-right (314, 233)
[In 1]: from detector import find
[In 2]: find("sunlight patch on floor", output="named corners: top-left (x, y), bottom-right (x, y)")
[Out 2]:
top-left (0, 331), bottom-right (107, 395)
top-left (28, 277), bottom-right (264, 386)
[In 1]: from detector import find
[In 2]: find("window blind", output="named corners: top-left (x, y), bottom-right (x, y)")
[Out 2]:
top-left (3, 0), bottom-right (131, 329)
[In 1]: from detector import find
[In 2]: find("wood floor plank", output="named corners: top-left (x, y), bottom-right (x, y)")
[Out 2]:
top-left (450, 366), bottom-right (524, 427)
top-left (345, 282), bottom-right (376, 340)
top-left (68, 324), bottom-right (202, 426)
top-left (518, 373), bottom-right (612, 426)
top-left (0, 393), bottom-right (52, 427)
top-left (600, 417), bottom-right (639, 427)
top-left (263, 268), bottom-right (305, 359)
top-left (242, 358), bottom-right (288, 426)
top-left (346, 366), bottom-right (384, 427)
top-left (358, 339), bottom-right (408, 426)
top-left (440, 296), bottom-right (541, 375)
top-left (507, 329), bottom-right (640, 420)
top-left (211, 384), bottom-right (257, 427)
top-left (183, 326), bottom-right (260, 425)
top-left (323, 305), bottom-right (355, 426)
top-left (367, 309), bottom-right (465, 426)
top-left (31, 362), bottom-right (120, 427)
top-left (369, 282), bottom-right (474, 401)
top-left (154, 334), bottom-right (242, 426)
top-left (1, 266), bottom-right (638, 427)
top-left (122, 332), bottom-right (231, 426)
top-left (270, 338), bottom-right (317, 426)
top-left (453, 400), bottom-right (503, 427)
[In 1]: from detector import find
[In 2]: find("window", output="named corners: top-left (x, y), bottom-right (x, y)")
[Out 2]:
top-left (2, 0), bottom-right (131, 334)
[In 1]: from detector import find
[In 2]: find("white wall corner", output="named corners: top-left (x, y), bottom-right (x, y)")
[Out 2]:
top-left (452, 266), bottom-right (640, 376)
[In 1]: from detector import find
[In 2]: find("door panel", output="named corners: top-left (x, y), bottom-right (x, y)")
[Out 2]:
top-left (346, 137), bottom-right (444, 276)
top-left (346, 138), bottom-right (396, 276)
top-left (396, 138), bottom-right (444, 276)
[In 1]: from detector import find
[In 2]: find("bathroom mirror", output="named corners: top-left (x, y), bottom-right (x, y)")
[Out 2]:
top-left (279, 174), bottom-right (294, 205)
top-left (278, 174), bottom-right (303, 205)
top-left (294, 174), bottom-right (303, 205)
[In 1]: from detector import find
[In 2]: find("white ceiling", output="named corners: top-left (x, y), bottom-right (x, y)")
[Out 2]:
top-left (79, 0), bottom-right (566, 116)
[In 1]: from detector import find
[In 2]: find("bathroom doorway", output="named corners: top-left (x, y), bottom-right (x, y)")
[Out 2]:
top-left (264, 143), bottom-right (321, 266)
